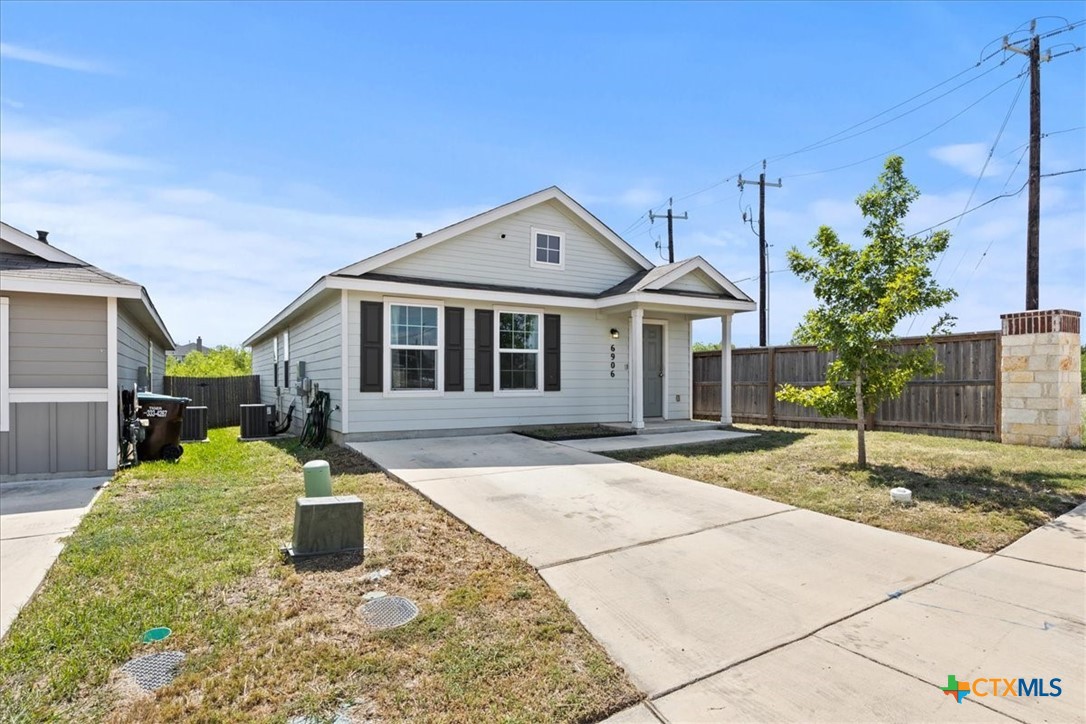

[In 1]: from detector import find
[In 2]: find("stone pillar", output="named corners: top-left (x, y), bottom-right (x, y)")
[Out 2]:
top-left (1000, 309), bottom-right (1081, 447)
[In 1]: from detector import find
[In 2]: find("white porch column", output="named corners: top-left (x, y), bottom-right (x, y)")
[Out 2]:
top-left (720, 314), bottom-right (732, 425)
top-left (107, 297), bottom-right (118, 470)
top-left (339, 289), bottom-right (350, 436)
top-left (631, 308), bottom-right (645, 429)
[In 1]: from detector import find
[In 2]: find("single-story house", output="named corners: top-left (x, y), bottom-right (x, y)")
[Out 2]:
top-left (167, 336), bottom-right (206, 361)
top-left (0, 222), bottom-right (176, 479)
top-left (243, 187), bottom-right (755, 441)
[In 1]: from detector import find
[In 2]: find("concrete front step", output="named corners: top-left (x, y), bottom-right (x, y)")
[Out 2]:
top-left (605, 421), bottom-right (727, 435)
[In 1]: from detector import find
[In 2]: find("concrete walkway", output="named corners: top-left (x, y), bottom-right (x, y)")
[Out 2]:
top-left (354, 434), bottom-right (1085, 723)
top-left (0, 476), bottom-right (108, 639)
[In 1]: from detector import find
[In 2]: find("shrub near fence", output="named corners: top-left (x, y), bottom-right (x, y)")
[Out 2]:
top-left (693, 331), bottom-right (1000, 440)
top-left (163, 376), bottom-right (261, 428)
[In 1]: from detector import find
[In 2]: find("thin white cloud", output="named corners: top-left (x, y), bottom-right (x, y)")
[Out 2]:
top-left (0, 125), bottom-right (151, 171)
top-left (0, 42), bottom-right (113, 74)
top-left (929, 142), bottom-right (1006, 178)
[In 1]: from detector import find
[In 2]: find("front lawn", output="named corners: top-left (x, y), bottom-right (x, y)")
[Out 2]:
top-left (0, 429), bottom-right (638, 722)
top-left (608, 426), bottom-right (1086, 552)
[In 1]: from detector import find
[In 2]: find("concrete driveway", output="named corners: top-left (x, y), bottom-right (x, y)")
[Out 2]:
top-left (0, 476), bottom-right (107, 638)
top-left (355, 434), bottom-right (1085, 723)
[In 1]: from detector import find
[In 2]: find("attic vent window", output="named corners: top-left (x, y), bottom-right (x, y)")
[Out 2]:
top-left (529, 227), bottom-right (564, 269)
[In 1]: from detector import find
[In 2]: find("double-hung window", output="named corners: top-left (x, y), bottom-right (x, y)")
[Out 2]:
top-left (529, 227), bottom-right (564, 269)
top-left (497, 311), bottom-right (541, 391)
top-left (389, 303), bottom-right (439, 391)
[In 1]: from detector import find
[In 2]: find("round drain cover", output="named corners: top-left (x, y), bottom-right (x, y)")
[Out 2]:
top-left (120, 650), bottom-right (185, 691)
top-left (360, 595), bottom-right (418, 629)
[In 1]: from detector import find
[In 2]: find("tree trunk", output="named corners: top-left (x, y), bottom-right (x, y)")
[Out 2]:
top-left (855, 372), bottom-right (867, 469)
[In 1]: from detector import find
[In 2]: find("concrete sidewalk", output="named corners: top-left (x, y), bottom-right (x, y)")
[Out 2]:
top-left (0, 476), bottom-right (108, 638)
top-left (355, 434), bottom-right (1085, 723)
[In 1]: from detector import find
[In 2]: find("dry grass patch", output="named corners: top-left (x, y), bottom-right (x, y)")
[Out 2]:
top-left (609, 425), bottom-right (1085, 552)
top-left (0, 429), bottom-right (638, 723)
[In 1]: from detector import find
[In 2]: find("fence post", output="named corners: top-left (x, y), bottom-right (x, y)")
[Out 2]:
top-left (766, 346), bottom-right (776, 426)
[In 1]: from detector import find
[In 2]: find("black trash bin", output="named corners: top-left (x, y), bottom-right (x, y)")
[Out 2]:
top-left (137, 392), bottom-right (192, 461)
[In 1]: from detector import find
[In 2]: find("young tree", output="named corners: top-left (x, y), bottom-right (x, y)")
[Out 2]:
top-left (776, 156), bottom-right (955, 468)
top-left (166, 345), bottom-right (252, 377)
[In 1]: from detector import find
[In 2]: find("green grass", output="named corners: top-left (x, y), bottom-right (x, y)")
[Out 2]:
top-left (0, 429), bottom-right (638, 723)
top-left (608, 425), bottom-right (1086, 552)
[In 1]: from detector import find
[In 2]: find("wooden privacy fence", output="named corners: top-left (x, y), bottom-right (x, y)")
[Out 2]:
top-left (163, 375), bottom-right (261, 428)
top-left (693, 331), bottom-right (1000, 440)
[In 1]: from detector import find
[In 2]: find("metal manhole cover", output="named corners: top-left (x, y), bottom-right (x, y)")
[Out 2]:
top-left (120, 651), bottom-right (186, 691)
top-left (360, 595), bottom-right (418, 629)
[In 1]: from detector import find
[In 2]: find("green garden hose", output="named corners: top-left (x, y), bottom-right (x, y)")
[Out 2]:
top-left (300, 391), bottom-right (332, 449)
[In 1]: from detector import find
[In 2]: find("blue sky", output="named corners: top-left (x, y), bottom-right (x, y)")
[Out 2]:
top-left (1, 1), bottom-right (1083, 348)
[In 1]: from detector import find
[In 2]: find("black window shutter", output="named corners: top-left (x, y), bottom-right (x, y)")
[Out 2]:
top-left (445, 307), bottom-right (464, 391)
top-left (544, 314), bottom-right (561, 391)
top-left (360, 301), bottom-right (383, 392)
top-left (273, 353), bottom-right (279, 387)
top-left (284, 359), bottom-right (290, 388)
top-left (474, 309), bottom-right (493, 392)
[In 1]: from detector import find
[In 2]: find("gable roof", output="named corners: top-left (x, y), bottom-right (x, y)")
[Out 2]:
top-left (333, 186), bottom-right (654, 277)
top-left (599, 257), bottom-right (754, 302)
top-left (634, 256), bottom-right (753, 301)
top-left (0, 221), bottom-right (176, 348)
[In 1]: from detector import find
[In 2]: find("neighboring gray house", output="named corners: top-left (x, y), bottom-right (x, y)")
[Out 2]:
top-left (0, 222), bottom-right (175, 479)
top-left (243, 187), bottom-right (755, 441)
top-left (167, 336), bottom-right (205, 361)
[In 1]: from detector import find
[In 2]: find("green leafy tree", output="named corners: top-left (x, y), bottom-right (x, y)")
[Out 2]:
top-left (166, 345), bottom-right (252, 377)
top-left (776, 156), bottom-right (956, 468)
top-left (692, 342), bottom-right (722, 352)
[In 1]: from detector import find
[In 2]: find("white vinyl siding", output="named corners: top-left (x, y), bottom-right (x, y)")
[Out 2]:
top-left (117, 307), bottom-right (147, 393)
top-left (6, 293), bottom-right (107, 388)
top-left (375, 200), bottom-right (641, 293)
top-left (348, 292), bottom-right (633, 434)
top-left (118, 307), bottom-right (169, 394)
top-left (151, 343), bottom-right (166, 393)
top-left (253, 338), bottom-right (278, 406)
top-left (662, 269), bottom-right (720, 294)
top-left (253, 295), bottom-right (342, 435)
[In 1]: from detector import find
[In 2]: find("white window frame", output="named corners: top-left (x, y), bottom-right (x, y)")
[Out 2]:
top-left (272, 336), bottom-right (280, 388)
top-left (0, 297), bottom-right (9, 432)
top-left (529, 227), bottom-right (565, 270)
top-left (494, 307), bottom-right (544, 396)
top-left (383, 297), bottom-right (444, 397)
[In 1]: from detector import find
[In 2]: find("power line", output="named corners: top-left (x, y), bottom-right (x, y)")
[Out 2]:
top-left (614, 18), bottom-right (1083, 243)
top-left (937, 68), bottom-right (1030, 279)
top-left (783, 67), bottom-right (1029, 180)
top-left (770, 59), bottom-right (1012, 164)
top-left (908, 169), bottom-right (1083, 240)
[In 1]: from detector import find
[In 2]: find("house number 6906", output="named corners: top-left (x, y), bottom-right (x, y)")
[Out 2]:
top-left (610, 345), bottom-right (616, 377)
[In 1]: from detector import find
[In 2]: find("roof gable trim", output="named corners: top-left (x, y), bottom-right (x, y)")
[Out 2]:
top-left (0, 222), bottom-right (88, 265)
top-left (333, 186), bottom-right (653, 277)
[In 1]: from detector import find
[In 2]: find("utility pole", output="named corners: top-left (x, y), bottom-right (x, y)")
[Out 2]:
top-left (649, 197), bottom-right (688, 263)
top-left (1005, 22), bottom-right (1050, 310)
top-left (738, 161), bottom-right (782, 346)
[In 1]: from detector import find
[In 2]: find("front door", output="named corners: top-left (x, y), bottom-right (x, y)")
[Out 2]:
top-left (643, 324), bottom-right (664, 418)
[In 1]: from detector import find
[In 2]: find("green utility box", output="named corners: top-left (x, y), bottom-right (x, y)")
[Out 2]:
top-left (303, 460), bottom-right (333, 497)
top-left (289, 495), bottom-right (364, 557)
